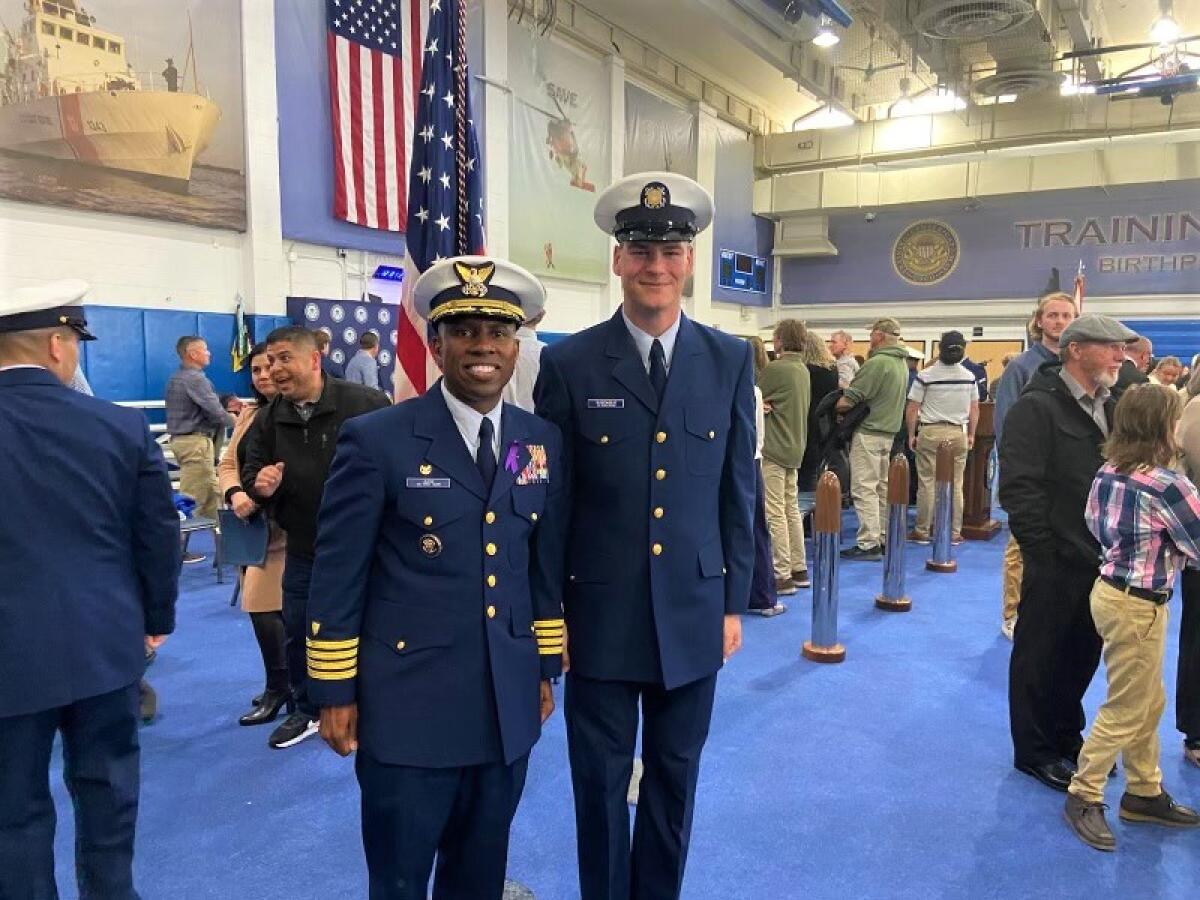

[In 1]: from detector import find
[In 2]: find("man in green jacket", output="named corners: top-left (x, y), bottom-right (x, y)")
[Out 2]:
top-left (836, 317), bottom-right (910, 560)
top-left (759, 319), bottom-right (812, 594)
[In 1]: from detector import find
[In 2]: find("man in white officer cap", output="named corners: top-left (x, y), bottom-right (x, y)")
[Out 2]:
top-left (0, 281), bottom-right (180, 899)
top-left (535, 173), bottom-right (756, 900)
top-left (305, 257), bottom-right (568, 900)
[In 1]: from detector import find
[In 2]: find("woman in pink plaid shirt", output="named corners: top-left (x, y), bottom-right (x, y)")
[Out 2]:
top-left (1064, 384), bottom-right (1200, 851)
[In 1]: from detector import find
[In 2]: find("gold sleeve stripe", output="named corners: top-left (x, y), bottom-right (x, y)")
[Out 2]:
top-left (534, 628), bottom-right (564, 637)
top-left (538, 646), bottom-right (564, 655)
top-left (309, 667), bottom-right (358, 680)
top-left (536, 637), bottom-right (564, 647)
top-left (307, 658), bottom-right (358, 673)
top-left (533, 619), bottom-right (565, 628)
top-left (304, 652), bottom-right (355, 667)
top-left (306, 637), bottom-right (360, 650)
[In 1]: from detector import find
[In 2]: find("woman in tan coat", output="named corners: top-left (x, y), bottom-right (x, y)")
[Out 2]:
top-left (218, 343), bottom-right (290, 726)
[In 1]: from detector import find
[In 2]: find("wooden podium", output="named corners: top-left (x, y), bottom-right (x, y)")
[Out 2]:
top-left (962, 401), bottom-right (1001, 541)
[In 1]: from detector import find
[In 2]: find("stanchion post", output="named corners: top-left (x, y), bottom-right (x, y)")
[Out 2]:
top-left (926, 440), bottom-right (958, 573)
top-left (876, 454), bottom-right (912, 611)
top-left (803, 471), bottom-right (846, 664)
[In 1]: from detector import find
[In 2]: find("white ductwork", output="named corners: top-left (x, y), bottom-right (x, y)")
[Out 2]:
top-left (771, 215), bottom-right (839, 257)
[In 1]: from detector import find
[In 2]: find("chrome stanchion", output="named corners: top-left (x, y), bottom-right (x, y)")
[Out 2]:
top-left (803, 471), bottom-right (846, 664)
top-left (926, 440), bottom-right (958, 574)
top-left (876, 454), bottom-right (912, 611)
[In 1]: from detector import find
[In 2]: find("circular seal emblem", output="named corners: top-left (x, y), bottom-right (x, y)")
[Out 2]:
top-left (342, 327), bottom-right (357, 345)
top-left (378, 350), bottom-right (392, 367)
top-left (331, 349), bottom-right (346, 365)
top-left (354, 306), bottom-right (369, 324)
top-left (304, 303), bottom-right (320, 322)
top-left (892, 221), bottom-right (959, 286)
top-left (420, 534), bottom-right (443, 557)
top-left (378, 308), bottom-right (391, 325)
top-left (330, 304), bottom-right (346, 323)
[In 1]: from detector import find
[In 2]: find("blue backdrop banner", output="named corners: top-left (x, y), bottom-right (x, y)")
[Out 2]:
top-left (287, 296), bottom-right (400, 391)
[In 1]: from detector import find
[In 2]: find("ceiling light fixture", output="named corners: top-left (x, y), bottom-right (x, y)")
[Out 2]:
top-left (812, 16), bottom-right (840, 48)
top-left (1151, 2), bottom-right (1182, 45)
top-left (792, 104), bottom-right (854, 131)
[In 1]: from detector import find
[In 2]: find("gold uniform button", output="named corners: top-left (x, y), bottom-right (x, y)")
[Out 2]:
top-left (652, 543), bottom-right (663, 556)
top-left (487, 574), bottom-right (497, 588)
top-left (653, 507), bottom-right (664, 519)
top-left (396, 640), bottom-right (406, 651)
top-left (600, 435), bottom-right (610, 444)
top-left (656, 431), bottom-right (667, 444)
top-left (656, 468), bottom-right (666, 481)
top-left (530, 512), bottom-right (539, 522)
top-left (708, 430), bottom-right (715, 439)
top-left (485, 511), bottom-right (496, 524)
top-left (486, 542), bottom-right (498, 556)
top-left (419, 463), bottom-right (432, 475)
top-left (486, 605), bottom-right (497, 619)
top-left (423, 515), bottom-right (433, 527)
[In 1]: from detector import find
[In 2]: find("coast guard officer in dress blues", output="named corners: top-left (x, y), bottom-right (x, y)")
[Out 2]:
top-left (534, 172), bottom-right (756, 900)
top-left (0, 281), bottom-right (180, 900)
top-left (305, 257), bottom-right (567, 900)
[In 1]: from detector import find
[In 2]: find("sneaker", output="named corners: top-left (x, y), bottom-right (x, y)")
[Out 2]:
top-left (1118, 790), bottom-right (1200, 828)
top-left (182, 552), bottom-right (207, 564)
top-left (1001, 617), bottom-right (1017, 641)
top-left (791, 569), bottom-right (811, 588)
top-left (269, 712), bottom-right (319, 749)
top-left (1064, 793), bottom-right (1116, 851)
top-left (1185, 741), bottom-right (1200, 769)
top-left (775, 577), bottom-right (798, 596)
top-left (906, 530), bottom-right (931, 545)
top-left (840, 545), bottom-right (883, 561)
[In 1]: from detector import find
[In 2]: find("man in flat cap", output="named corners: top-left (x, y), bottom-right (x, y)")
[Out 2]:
top-left (836, 317), bottom-right (910, 560)
top-left (535, 172), bottom-right (756, 900)
top-left (1000, 313), bottom-right (1135, 792)
top-left (0, 281), bottom-right (180, 899)
top-left (305, 257), bottom-right (567, 900)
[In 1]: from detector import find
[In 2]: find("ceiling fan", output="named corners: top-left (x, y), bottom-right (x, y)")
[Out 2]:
top-left (835, 24), bottom-right (905, 82)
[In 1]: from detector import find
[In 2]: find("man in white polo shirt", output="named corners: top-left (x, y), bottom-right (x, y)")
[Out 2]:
top-left (906, 330), bottom-right (979, 544)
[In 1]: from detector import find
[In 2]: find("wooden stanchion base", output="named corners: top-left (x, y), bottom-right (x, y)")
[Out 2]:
top-left (962, 519), bottom-right (1001, 541)
top-left (926, 559), bottom-right (958, 573)
top-left (875, 595), bottom-right (912, 612)
top-left (802, 641), bottom-right (846, 663)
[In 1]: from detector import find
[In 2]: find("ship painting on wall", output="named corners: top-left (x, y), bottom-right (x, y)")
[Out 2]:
top-left (0, 0), bottom-right (245, 230)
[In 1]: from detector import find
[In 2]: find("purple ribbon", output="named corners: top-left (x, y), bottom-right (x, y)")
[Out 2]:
top-left (504, 442), bottom-right (521, 474)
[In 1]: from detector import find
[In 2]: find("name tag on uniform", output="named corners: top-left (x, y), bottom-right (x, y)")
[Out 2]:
top-left (587, 398), bottom-right (624, 409)
top-left (406, 477), bottom-right (451, 489)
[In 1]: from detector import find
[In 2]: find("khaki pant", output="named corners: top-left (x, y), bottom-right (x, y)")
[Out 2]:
top-left (1002, 534), bottom-right (1023, 622)
top-left (762, 458), bottom-right (806, 579)
top-left (1069, 579), bottom-right (1168, 803)
top-left (849, 431), bottom-right (893, 550)
top-left (914, 424), bottom-right (968, 537)
top-left (171, 433), bottom-right (220, 522)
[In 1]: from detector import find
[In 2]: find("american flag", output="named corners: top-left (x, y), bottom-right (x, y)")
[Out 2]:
top-left (393, 0), bottom-right (486, 399)
top-left (326, 0), bottom-right (428, 231)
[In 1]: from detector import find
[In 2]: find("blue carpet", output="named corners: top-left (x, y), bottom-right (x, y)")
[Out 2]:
top-left (49, 521), bottom-right (1199, 898)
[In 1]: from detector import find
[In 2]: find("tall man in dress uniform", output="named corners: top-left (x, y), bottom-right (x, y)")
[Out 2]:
top-left (0, 281), bottom-right (181, 899)
top-left (305, 258), bottom-right (567, 900)
top-left (535, 172), bottom-right (756, 900)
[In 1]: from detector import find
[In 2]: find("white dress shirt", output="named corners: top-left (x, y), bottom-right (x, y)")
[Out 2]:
top-left (441, 379), bottom-right (503, 460)
top-left (622, 309), bottom-right (681, 374)
top-left (501, 325), bottom-right (547, 413)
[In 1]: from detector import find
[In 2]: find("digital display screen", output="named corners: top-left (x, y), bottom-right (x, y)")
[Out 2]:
top-left (718, 249), bottom-right (767, 294)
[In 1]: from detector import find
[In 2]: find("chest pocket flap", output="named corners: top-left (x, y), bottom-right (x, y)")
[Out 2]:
top-left (396, 477), bottom-right (474, 529)
top-left (363, 602), bottom-right (456, 656)
top-left (578, 412), bottom-right (636, 447)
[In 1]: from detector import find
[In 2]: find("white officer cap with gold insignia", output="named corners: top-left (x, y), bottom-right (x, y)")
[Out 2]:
top-left (593, 171), bottom-right (714, 242)
top-left (412, 256), bottom-right (545, 327)
top-left (0, 279), bottom-right (96, 340)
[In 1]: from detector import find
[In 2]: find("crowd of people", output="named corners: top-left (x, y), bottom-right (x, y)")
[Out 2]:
top-left (4, 169), bottom-right (1200, 899)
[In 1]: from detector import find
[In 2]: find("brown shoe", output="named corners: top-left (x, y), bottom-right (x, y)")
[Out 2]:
top-left (951, 533), bottom-right (964, 545)
top-left (774, 577), bottom-right (797, 596)
top-left (1064, 793), bottom-right (1116, 851)
top-left (1119, 790), bottom-right (1200, 827)
top-left (791, 569), bottom-right (811, 588)
top-left (906, 530), bottom-right (931, 544)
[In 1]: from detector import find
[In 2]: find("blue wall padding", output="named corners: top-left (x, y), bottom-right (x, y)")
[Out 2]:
top-left (1121, 319), bottom-right (1200, 364)
top-left (78, 306), bottom-right (289, 403)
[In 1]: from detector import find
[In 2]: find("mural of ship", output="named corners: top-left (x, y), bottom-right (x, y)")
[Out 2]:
top-left (0, 0), bottom-right (221, 192)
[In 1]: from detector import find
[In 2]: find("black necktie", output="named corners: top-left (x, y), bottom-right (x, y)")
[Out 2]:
top-left (649, 339), bottom-right (667, 402)
top-left (477, 417), bottom-right (497, 488)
